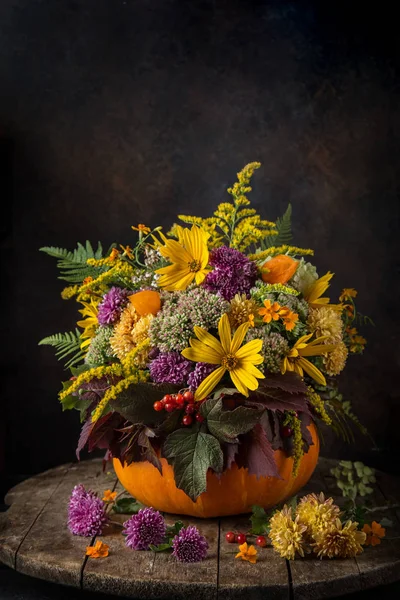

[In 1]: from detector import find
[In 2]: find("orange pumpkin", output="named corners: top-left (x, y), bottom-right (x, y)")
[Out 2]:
top-left (113, 422), bottom-right (319, 518)
top-left (129, 290), bottom-right (161, 316)
top-left (261, 254), bottom-right (298, 284)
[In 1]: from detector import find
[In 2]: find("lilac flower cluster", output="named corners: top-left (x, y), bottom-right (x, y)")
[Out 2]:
top-left (204, 246), bottom-right (257, 301)
top-left (97, 287), bottom-right (131, 325)
top-left (149, 351), bottom-right (193, 385)
top-left (67, 484), bottom-right (108, 537)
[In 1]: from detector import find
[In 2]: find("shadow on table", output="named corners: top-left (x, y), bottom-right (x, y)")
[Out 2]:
top-left (1, 563), bottom-right (400, 600)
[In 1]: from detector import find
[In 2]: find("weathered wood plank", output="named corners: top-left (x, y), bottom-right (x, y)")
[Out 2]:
top-left (15, 459), bottom-right (117, 588)
top-left (289, 466), bottom-right (362, 600)
top-left (218, 515), bottom-right (290, 600)
top-left (0, 463), bottom-right (71, 569)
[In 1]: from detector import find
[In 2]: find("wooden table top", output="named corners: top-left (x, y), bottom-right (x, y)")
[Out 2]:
top-left (1, 457), bottom-right (399, 600)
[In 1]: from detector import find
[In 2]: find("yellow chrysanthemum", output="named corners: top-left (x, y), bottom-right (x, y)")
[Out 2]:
top-left (155, 224), bottom-right (210, 291)
top-left (77, 299), bottom-right (99, 350)
top-left (228, 294), bottom-right (258, 328)
top-left (181, 313), bottom-right (264, 400)
top-left (110, 304), bottom-right (139, 359)
top-left (281, 333), bottom-right (336, 387)
top-left (307, 306), bottom-right (343, 342)
top-left (269, 507), bottom-right (307, 560)
top-left (322, 341), bottom-right (348, 376)
top-left (312, 518), bottom-right (366, 559)
top-left (296, 493), bottom-right (341, 539)
top-left (304, 272), bottom-right (342, 311)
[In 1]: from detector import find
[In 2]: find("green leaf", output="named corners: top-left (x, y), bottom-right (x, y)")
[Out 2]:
top-left (262, 203), bottom-right (292, 248)
top-left (39, 329), bottom-right (85, 369)
top-left (163, 428), bottom-right (223, 501)
top-left (112, 497), bottom-right (145, 514)
top-left (249, 505), bottom-right (270, 535)
top-left (110, 382), bottom-right (181, 426)
top-left (200, 398), bottom-right (261, 442)
top-left (149, 543), bottom-right (173, 552)
top-left (166, 521), bottom-right (184, 538)
top-left (40, 241), bottom-right (106, 283)
top-left (379, 517), bottom-right (393, 528)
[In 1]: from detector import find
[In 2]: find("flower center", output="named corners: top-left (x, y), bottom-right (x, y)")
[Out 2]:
top-left (221, 353), bottom-right (238, 371)
top-left (188, 260), bottom-right (201, 272)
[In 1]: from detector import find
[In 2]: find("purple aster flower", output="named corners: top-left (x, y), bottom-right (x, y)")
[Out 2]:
top-left (97, 287), bottom-right (131, 325)
top-left (187, 362), bottom-right (216, 391)
top-left (123, 507), bottom-right (166, 550)
top-left (149, 351), bottom-right (192, 385)
top-left (172, 526), bottom-right (209, 563)
top-left (67, 485), bottom-right (108, 537)
top-left (204, 246), bottom-right (258, 301)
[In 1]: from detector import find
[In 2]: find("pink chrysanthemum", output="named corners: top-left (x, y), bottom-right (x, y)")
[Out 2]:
top-left (67, 484), bottom-right (108, 537)
top-left (172, 526), bottom-right (209, 563)
top-left (123, 507), bottom-right (166, 550)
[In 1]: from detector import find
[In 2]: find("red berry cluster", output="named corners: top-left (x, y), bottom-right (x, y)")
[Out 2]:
top-left (153, 391), bottom-right (205, 426)
top-left (225, 531), bottom-right (267, 547)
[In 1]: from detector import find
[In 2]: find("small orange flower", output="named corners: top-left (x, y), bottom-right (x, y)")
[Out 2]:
top-left (259, 300), bottom-right (281, 323)
top-left (86, 540), bottom-right (109, 558)
top-left (82, 276), bottom-right (93, 285)
top-left (362, 521), bottom-right (386, 546)
top-left (339, 288), bottom-right (358, 302)
top-left (235, 542), bottom-right (258, 564)
top-left (280, 308), bottom-right (299, 331)
top-left (248, 313), bottom-right (255, 327)
top-left (102, 489), bottom-right (117, 503)
top-left (119, 244), bottom-right (134, 260)
top-left (132, 224), bottom-right (151, 234)
top-left (109, 248), bottom-right (120, 261)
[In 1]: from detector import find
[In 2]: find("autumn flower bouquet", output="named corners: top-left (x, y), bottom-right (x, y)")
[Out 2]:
top-left (40, 162), bottom-right (369, 516)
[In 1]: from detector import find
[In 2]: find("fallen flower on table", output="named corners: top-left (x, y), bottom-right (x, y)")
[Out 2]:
top-left (102, 489), bottom-right (118, 503)
top-left (235, 542), bottom-right (258, 564)
top-left (362, 521), bottom-right (386, 546)
top-left (86, 540), bottom-right (109, 558)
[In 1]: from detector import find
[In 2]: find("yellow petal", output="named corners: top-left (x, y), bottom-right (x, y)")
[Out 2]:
top-left (193, 326), bottom-right (224, 355)
top-left (294, 333), bottom-right (314, 348)
top-left (194, 366), bottom-right (226, 400)
top-left (230, 321), bottom-right (250, 354)
top-left (194, 270), bottom-right (207, 285)
top-left (159, 238), bottom-right (193, 264)
top-left (182, 343), bottom-right (222, 365)
top-left (233, 366), bottom-right (259, 390)
top-left (240, 362), bottom-right (265, 379)
top-left (300, 344), bottom-right (336, 357)
top-left (236, 339), bottom-right (263, 359)
top-left (218, 314), bottom-right (232, 354)
top-left (230, 369), bottom-right (250, 396)
top-left (298, 357), bottom-right (326, 386)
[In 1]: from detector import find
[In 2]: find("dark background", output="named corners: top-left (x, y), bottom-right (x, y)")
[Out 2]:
top-left (1, 0), bottom-right (400, 498)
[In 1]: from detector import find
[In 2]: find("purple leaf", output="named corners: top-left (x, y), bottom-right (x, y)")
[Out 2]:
top-left (223, 442), bottom-right (239, 471)
top-left (236, 424), bottom-right (281, 479)
top-left (261, 372), bottom-right (308, 394)
top-left (76, 419), bottom-right (93, 459)
top-left (246, 386), bottom-right (310, 414)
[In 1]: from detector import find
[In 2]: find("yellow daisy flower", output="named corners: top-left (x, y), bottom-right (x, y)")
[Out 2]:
top-left (304, 272), bottom-right (342, 311)
top-left (181, 313), bottom-right (264, 400)
top-left (77, 298), bottom-right (99, 350)
top-left (281, 333), bottom-right (336, 387)
top-left (156, 224), bottom-right (210, 291)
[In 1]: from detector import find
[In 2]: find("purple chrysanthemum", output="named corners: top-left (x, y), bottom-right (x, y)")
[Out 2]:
top-left (67, 484), bottom-right (108, 537)
top-left (97, 287), bottom-right (131, 325)
top-left (149, 351), bottom-right (192, 385)
top-left (172, 526), bottom-right (209, 563)
top-left (204, 246), bottom-right (258, 301)
top-left (187, 362), bottom-right (216, 391)
top-left (123, 507), bottom-right (166, 550)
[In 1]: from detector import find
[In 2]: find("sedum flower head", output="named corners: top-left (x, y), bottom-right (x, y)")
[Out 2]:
top-left (172, 525), bottom-right (209, 563)
top-left (149, 287), bottom-right (228, 353)
top-left (246, 328), bottom-right (289, 373)
top-left (123, 507), bottom-right (166, 551)
top-left (307, 306), bottom-right (343, 342)
top-left (323, 341), bottom-right (348, 376)
top-left (68, 485), bottom-right (108, 537)
top-left (85, 326), bottom-right (115, 365)
top-left (296, 493), bottom-right (341, 539)
top-left (269, 506), bottom-right (307, 560)
top-left (312, 518), bottom-right (366, 558)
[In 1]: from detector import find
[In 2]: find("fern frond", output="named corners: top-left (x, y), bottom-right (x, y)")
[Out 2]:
top-left (39, 246), bottom-right (75, 260)
top-left (41, 241), bottom-right (107, 283)
top-left (39, 329), bottom-right (85, 368)
top-left (262, 203), bottom-right (293, 249)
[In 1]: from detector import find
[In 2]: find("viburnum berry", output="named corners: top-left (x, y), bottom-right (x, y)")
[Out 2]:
top-left (236, 533), bottom-right (246, 544)
top-left (185, 404), bottom-right (195, 414)
top-left (195, 413), bottom-right (205, 423)
top-left (175, 394), bottom-right (185, 407)
top-left (161, 395), bottom-right (171, 405)
top-left (182, 415), bottom-right (193, 426)
top-left (183, 390), bottom-right (194, 403)
top-left (165, 402), bottom-right (176, 413)
top-left (153, 401), bottom-right (164, 412)
top-left (282, 425), bottom-right (293, 437)
top-left (225, 531), bottom-right (235, 543)
top-left (256, 535), bottom-right (267, 547)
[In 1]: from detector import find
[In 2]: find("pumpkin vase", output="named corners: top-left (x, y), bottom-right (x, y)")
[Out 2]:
top-left (113, 422), bottom-right (319, 518)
